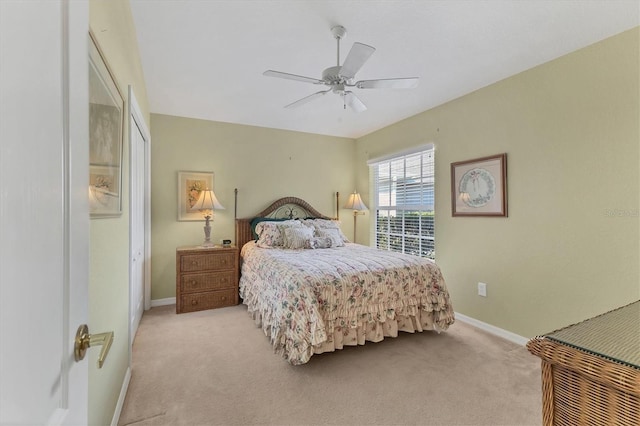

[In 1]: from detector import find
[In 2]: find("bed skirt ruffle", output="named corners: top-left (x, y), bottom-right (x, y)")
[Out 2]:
top-left (245, 303), bottom-right (455, 365)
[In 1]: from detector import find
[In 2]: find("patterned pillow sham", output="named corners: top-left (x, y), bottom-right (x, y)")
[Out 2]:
top-left (255, 220), bottom-right (304, 248)
top-left (250, 217), bottom-right (289, 240)
top-left (316, 228), bottom-right (345, 247)
top-left (255, 222), bottom-right (284, 248)
top-left (303, 219), bottom-right (350, 243)
top-left (283, 226), bottom-right (314, 249)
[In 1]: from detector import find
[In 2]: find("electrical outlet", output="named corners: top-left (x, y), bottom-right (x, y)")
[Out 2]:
top-left (478, 282), bottom-right (487, 297)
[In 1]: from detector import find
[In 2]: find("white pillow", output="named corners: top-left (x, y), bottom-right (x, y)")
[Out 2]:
top-left (283, 226), bottom-right (314, 249)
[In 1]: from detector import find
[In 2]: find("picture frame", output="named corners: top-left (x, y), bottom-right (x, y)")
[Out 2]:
top-left (178, 171), bottom-right (214, 221)
top-left (451, 153), bottom-right (507, 217)
top-left (88, 33), bottom-right (124, 218)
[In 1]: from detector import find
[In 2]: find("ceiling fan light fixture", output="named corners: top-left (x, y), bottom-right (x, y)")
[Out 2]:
top-left (322, 66), bottom-right (343, 84)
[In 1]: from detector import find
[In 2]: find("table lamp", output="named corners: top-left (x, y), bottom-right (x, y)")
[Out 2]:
top-left (344, 191), bottom-right (368, 243)
top-left (190, 189), bottom-right (225, 247)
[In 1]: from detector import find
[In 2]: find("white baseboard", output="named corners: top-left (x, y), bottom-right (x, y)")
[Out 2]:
top-left (455, 312), bottom-right (529, 347)
top-left (150, 297), bottom-right (176, 307)
top-left (110, 366), bottom-right (131, 426)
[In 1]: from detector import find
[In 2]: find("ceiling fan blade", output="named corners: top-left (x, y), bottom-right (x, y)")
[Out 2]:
top-left (344, 91), bottom-right (367, 113)
top-left (263, 70), bottom-right (324, 84)
top-left (356, 77), bottom-right (419, 89)
top-left (284, 90), bottom-right (331, 109)
top-left (341, 42), bottom-right (375, 79)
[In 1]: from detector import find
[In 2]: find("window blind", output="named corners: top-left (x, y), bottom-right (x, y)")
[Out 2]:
top-left (370, 147), bottom-right (435, 259)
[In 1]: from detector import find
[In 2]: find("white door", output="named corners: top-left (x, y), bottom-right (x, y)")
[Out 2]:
top-left (0, 1), bottom-right (90, 424)
top-left (129, 89), bottom-right (149, 343)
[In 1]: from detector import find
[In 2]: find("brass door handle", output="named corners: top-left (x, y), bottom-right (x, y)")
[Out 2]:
top-left (74, 324), bottom-right (114, 368)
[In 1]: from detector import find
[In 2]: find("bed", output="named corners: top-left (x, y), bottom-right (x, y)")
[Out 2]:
top-left (235, 195), bottom-right (455, 365)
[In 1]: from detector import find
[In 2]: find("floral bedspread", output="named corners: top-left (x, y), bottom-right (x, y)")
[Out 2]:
top-left (239, 242), bottom-right (455, 364)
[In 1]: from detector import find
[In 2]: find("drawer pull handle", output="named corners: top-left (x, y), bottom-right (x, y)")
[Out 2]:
top-left (191, 261), bottom-right (197, 265)
top-left (191, 280), bottom-right (196, 285)
top-left (221, 296), bottom-right (226, 301)
top-left (191, 299), bottom-right (198, 305)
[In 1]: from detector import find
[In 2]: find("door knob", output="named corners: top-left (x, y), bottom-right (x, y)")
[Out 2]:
top-left (74, 324), bottom-right (114, 368)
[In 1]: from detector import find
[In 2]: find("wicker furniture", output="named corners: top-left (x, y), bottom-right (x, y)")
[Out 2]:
top-left (527, 301), bottom-right (640, 426)
top-left (176, 246), bottom-right (239, 314)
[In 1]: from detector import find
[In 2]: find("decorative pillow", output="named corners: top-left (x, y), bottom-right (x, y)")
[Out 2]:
top-left (283, 226), bottom-right (314, 249)
top-left (250, 217), bottom-right (289, 240)
top-left (278, 221), bottom-right (305, 247)
top-left (317, 228), bottom-right (345, 247)
top-left (305, 236), bottom-right (333, 249)
top-left (255, 222), bottom-right (284, 248)
top-left (304, 219), bottom-right (350, 243)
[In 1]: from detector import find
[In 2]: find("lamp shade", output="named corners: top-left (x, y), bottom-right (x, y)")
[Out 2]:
top-left (190, 189), bottom-right (225, 212)
top-left (344, 191), bottom-right (368, 211)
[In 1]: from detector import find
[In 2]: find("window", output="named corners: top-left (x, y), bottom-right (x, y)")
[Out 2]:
top-left (369, 146), bottom-right (435, 259)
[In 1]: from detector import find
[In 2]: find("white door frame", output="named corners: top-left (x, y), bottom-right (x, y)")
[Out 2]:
top-left (128, 86), bottom-right (151, 348)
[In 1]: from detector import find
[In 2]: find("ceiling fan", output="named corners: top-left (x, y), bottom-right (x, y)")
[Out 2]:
top-left (264, 25), bottom-right (419, 112)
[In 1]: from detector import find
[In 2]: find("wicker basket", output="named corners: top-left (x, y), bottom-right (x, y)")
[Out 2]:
top-left (527, 336), bottom-right (640, 425)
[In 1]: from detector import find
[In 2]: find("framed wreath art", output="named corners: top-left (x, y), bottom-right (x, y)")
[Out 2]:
top-left (451, 153), bottom-right (507, 217)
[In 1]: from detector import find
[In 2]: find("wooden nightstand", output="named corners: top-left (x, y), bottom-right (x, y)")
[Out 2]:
top-left (176, 245), bottom-right (239, 314)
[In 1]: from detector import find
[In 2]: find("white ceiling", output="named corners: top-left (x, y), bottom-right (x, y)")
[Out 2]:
top-left (130, 0), bottom-right (639, 139)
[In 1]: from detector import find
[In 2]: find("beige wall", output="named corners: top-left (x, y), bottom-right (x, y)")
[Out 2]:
top-left (150, 115), bottom-right (355, 300)
top-left (356, 28), bottom-right (640, 338)
top-left (89, 1), bottom-right (149, 425)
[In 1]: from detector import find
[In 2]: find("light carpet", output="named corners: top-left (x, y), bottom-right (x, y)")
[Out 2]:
top-left (118, 305), bottom-right (541, 426)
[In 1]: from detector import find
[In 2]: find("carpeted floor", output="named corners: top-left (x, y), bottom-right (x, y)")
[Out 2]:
top-left (118, 305), bottom-right (542, 426)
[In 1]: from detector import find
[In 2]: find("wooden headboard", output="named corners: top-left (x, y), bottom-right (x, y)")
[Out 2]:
top-left (235, 193), bottom-right (338, 251)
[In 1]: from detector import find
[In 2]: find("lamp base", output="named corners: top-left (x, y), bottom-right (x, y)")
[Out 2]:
top-left (353, 211), bottom-right (357, 243)
top-left (201, 216), bottom-right (213, 247)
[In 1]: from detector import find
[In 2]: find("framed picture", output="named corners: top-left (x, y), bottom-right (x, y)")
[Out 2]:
top-left (451, 153), bottom-right (507, 217)
top-left (178, 171), bottom-right (214, 221)
top-left (89, 166), bottom-right (121, 213)
top-left (89, 33), bottom-right (124, 218)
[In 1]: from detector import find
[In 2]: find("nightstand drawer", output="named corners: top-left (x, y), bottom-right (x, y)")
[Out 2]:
top-left (180, 271), bottom-right (235, 293)
top-left (181, 252), bottom-right (234, 272)
top-left (180, 289), bottom-right (236, 313)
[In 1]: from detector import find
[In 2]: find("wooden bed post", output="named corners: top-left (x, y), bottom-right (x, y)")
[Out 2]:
top-left (336, 191), bottom-right (339, 221)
